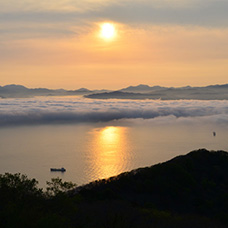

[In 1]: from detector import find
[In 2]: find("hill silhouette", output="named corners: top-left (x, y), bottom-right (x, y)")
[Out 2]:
top-left (86, 83), bottom-right (228, 100)
top-left (1, 149), bottom-right (228, 227)
top-left (0, 84), bottom-right (108, 98)
top-left (2, 83), bottom-right (228, 100)
top-left (78, 149), bottom-right (228, 211)
top-left (120, 84), bottom-right (165, 93)
top-left (76, 149), bottom-right (228, 226)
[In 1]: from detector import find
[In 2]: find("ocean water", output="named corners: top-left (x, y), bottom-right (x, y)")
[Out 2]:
top-left (0, 122), bottom-right (228, 188)
top-left (1, 97), bottom-right (228, 188)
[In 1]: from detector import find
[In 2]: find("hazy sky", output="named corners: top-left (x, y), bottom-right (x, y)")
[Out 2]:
top-left (1, 0), bottom-right (228, 89)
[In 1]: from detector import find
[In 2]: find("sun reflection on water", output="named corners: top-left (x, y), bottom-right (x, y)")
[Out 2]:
top-left (86, 126), bottom-right (131, 181)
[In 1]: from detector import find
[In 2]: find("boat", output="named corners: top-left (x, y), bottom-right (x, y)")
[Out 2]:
top-left (50, 167), bottom-right (66, 172)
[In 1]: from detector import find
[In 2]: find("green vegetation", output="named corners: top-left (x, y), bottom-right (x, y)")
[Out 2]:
top-left (1, 149), bottom-right (228, 227)
top-left (46, 177), bottom-right (77, 197)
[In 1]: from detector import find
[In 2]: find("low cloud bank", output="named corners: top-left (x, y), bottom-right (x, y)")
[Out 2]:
top-left (1, 97), bottom-right (228, 126)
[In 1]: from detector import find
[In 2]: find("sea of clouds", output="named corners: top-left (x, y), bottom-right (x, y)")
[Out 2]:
top-left (1, 97), bottom-right (228, 126)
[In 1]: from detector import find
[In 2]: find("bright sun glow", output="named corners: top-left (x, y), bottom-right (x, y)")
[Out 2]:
top-left (100, 23), bottom-right (116, 40)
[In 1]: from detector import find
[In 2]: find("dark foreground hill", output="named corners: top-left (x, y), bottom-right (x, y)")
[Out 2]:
top-left (1, 149), bottom-right (228, 227)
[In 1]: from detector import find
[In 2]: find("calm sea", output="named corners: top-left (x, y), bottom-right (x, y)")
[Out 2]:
top-left (0, 121), bottom-right (227, 188)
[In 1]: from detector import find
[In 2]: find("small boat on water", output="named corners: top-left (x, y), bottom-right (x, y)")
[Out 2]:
top-left (50, 167), bottom-right (66, 172)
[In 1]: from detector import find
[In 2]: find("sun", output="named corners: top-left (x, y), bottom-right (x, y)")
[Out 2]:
top-left (100, 23), bottom-right (116, 40)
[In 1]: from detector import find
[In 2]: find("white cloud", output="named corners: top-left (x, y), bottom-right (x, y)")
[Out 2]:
top-left (1, 97), bottom-right (228, 126)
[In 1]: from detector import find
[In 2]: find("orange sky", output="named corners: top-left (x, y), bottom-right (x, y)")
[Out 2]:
top-left (0, 0), bottom-right (228, 89)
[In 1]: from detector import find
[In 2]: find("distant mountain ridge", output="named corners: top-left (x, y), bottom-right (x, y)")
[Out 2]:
top-left (0, 84), bottom-right (108, 98)
top-left (86, 83), bottom-right (228, 100)
top-left (120, 84), bottom-right (166, 93)
top-left (1, 83), bottom-right (228, 100)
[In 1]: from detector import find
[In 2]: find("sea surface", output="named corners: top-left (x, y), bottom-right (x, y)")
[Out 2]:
top-left (1, 97), bottom-right (228, 188)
